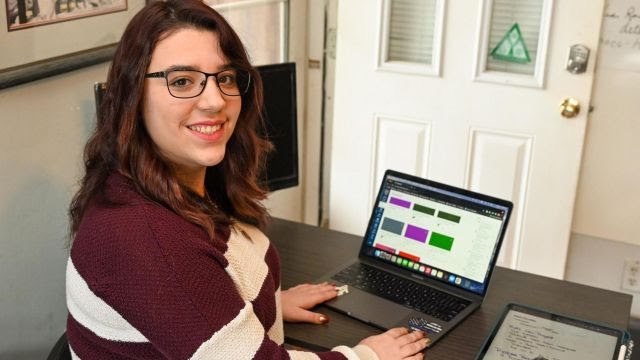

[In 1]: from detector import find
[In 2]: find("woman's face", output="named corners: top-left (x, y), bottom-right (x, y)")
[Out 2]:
top-left (143, 28), bottom-right (241, 182)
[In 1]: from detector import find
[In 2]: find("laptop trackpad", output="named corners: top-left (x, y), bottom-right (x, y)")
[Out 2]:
top-left (326, 288), bottom-right (412, 329)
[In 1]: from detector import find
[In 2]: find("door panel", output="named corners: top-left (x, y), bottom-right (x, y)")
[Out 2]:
top-left (370, 115), bottom-right (433, 211)
top-left (467, 129), bottom-right (533, 268)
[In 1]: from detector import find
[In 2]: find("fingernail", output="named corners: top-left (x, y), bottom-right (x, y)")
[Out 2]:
top-left (319, 315), bottom-right (329, 324)
top-left (424, 338), bottom-right (431, 346)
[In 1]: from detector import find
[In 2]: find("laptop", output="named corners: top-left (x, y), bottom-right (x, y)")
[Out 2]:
top-left (317, 169), bottom-right (513, 345)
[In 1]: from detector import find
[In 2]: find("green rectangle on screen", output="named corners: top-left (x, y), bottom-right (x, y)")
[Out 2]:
top-left (413, 204), bottom-right (435, 215)
top-left (429, 232), bottom-right (454, 251)
top-left (437, 211), bottom-right (461, 223)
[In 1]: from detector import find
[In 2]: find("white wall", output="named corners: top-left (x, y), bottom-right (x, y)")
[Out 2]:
top-left (567, 0), bottom-right (640, 318)
top-left (572, 0), bottom-right (640, 247)
top-left (0, 63), bottom-right (109, 358)
top-left (566, 234), bottom-right (640, 318)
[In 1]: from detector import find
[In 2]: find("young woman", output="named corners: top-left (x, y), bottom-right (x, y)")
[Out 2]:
top-left (66, 1), bottom-right (429, 359)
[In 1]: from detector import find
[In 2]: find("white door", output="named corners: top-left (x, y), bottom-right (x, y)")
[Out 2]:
top-left (328, 0), bottom-right (604, 279)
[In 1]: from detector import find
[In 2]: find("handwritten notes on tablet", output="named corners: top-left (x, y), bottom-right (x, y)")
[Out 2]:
top-left (483, 310), bottom-right (618, 360)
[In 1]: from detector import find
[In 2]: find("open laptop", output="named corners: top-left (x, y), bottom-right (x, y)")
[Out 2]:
top-left (318, 169), bottom-right (513, 345)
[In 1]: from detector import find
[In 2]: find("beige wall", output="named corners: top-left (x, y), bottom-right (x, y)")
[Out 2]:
top-left (0, 63), bottom-right (109, 357)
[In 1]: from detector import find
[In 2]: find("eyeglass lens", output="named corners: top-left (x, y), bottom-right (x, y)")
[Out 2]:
top-left (166, 69), bottom-right (248, 98)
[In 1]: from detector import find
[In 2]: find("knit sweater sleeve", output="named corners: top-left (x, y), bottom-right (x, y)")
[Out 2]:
top-left (66, 187), bottom-right (376, 359)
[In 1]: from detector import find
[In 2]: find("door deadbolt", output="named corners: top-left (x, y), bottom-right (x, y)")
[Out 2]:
top-left (566, 45), bottom-right (590, 74)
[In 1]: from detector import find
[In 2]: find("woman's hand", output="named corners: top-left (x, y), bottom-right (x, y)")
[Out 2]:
top-left (359, 327), bottom-right (429, 360)
top-left (281, 282), bottom-right (337, 324)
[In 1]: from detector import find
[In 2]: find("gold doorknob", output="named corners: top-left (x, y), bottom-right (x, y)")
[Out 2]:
top-left (560, 98), bottom-right (580, 118)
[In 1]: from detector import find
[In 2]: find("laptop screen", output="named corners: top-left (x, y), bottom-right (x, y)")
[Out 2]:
top-left (361, 170), bottom-right (512, 296)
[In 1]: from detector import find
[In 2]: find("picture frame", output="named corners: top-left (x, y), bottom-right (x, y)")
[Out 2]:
top-left (0, 0), bottom-right (146, 90)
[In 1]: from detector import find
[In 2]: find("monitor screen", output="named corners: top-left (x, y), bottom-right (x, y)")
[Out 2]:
top-left (256, 62), bottom-right (299, 192)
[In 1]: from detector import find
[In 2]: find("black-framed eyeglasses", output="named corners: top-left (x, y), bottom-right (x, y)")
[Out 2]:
top-left (144, 68), bottom-right (251, 98)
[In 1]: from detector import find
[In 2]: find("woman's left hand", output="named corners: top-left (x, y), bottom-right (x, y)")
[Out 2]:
top-left (281, 282), bottom-right (337, 324)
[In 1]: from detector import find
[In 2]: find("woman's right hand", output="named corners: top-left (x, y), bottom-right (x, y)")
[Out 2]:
top-left (359, 327), bottom-right (429, 360)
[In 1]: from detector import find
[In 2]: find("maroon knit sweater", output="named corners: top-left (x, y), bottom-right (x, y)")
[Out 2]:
top-left (66, 173), bottom-right (377, 359)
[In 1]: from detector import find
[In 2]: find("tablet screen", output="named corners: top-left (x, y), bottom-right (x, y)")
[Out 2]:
top-left (477, 304), bottom-right (623, 360)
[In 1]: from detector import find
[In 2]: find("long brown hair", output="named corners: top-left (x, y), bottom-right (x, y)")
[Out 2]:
top-left (69, 0), bottom-right (271, 240)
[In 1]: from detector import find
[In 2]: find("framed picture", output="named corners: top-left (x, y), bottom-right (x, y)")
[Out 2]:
top-left (0, 0), bottom-right (146, 89)
top-left (7, 0), bottom-right (127, 31)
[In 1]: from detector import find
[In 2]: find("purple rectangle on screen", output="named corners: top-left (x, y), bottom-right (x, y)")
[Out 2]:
top-left (405, 225), bottom-right (429, 243)
top-left (389, 197), bottom-right (411, 208)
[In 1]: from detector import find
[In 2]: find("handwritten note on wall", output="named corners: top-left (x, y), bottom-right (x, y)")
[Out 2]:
top-left (599, 0), bottom-right (640, 71)
top-left (483, 311), bottom-right (618, 360)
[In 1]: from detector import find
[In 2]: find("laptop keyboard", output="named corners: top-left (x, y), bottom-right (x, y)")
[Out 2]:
top-left (331, 263), bottom-right (470, 322)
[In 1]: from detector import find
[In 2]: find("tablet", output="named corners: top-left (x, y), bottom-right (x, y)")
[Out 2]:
top-left (475, 303), bottom-right (633, 360)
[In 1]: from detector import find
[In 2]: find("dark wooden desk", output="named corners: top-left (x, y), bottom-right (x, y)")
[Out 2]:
top-left (266, 218), bottom-right (632, 359)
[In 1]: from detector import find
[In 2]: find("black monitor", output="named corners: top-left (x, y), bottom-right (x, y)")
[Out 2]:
top-left (93, 62), bottom-right (299, 192)
top-left (256, 62), bottom-right (299, 192)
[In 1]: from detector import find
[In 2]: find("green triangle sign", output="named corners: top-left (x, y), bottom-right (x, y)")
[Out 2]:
top-left (490, 23), bottom-right (531, 63)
